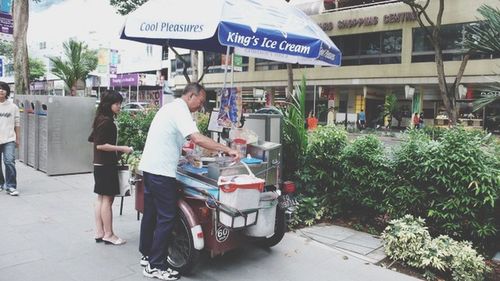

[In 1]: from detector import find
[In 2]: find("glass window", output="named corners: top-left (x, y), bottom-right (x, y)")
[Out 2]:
top-left (339, 34), bottom-right (360, 56)
top-left (412, 28), bottom-right (433, 52)
top-left (382, 30), bottom-right (402, 54)
top-left (360, 33), bottom-right (380, 55)
top-left (255, 58), bottom-right (286, 71)
top-left (161, 46), bottom-right (168, 60)
top-left (412, 22), bottom-right (496, 62)
top-left (331, 30), bottom-right (402, 66)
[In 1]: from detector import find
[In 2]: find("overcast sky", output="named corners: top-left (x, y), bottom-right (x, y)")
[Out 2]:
top-left (29, 0), bottom-right (124, 46)
top-left (30, 0), bottom-right (67, 12)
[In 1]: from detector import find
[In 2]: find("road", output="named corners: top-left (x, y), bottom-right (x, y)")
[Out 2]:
top-left (0, 164), bottom-right (419, 281)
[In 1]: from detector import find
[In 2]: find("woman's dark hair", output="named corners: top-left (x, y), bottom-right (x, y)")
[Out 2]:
top-left (93, 90), bottom-right (123, 128)
top-left (0, 81), bottom-right (11, 98)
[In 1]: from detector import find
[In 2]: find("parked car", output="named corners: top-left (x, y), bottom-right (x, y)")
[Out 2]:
top-left (255, 106), bottom-right (282, 115)
top-left (121, 102), bottom-right (151, 113)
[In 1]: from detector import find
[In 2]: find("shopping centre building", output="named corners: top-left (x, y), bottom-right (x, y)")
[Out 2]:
top-left (168, 0), bottom-right (500, 130)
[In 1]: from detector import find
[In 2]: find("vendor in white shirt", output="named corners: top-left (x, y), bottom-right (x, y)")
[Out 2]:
top-left (138, 83), bottom-right (239, 280)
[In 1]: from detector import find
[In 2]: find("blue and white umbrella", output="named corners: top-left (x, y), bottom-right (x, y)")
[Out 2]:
top-left (120, 0), bottom-right (341, 66)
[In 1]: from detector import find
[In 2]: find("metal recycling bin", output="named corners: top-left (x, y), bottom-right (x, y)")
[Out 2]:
top-left (16, 95), bottom-right (95, 175)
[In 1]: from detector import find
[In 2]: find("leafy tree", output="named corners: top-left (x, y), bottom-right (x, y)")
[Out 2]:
top-left (109, 0), bottom-right (147, 15)
top-left (49, 39), bottom-right (98, 96)
top-left (1, 40), bottom-right (46, 82)
top-left (281, 76), bottom-right (308, 180)
top-left (381, 93), bottom-right (401, 129)
top-left (402, 0), bottom-right (471, 125)
top-left (29, 57), bottom-right (45, 81)
top-left (465, 4), bottom-right (500, 111)
top-left (0, 39), bottom-right (13, 60)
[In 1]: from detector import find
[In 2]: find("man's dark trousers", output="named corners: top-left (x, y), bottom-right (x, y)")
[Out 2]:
top-left (139, 172), bottom-right (178, 270)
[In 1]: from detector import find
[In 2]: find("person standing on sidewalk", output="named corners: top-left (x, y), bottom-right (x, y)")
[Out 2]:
top-left (358, 109), bottom-right (366, 130)
top-left (138, 83), bottom-right (239, 280)
top-left (90, 90), bottom-right (133, 245)
top-left (0, 82), bottom-right (20, 196)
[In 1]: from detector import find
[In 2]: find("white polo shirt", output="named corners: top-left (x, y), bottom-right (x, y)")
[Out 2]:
top-left (139, 98), bottom-right (198, 177)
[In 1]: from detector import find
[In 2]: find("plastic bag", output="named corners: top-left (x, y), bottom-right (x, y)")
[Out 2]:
top-left (229, 127), bottom-right (258, 144)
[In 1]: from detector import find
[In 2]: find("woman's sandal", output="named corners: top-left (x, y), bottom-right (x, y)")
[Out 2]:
top-left (102, 237), bottom-right (126, 245)
top-left (95, 237), bottom-right (104, 243)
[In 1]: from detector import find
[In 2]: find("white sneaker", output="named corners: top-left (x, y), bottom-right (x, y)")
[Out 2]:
top-left (143, 265), bottom-right (180, 280)
top-left (140, 255), bottom-right (149, 267)
top-left (6, 188), bottom-right (19, 196)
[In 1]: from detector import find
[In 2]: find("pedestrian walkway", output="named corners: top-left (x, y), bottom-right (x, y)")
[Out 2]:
top-left (0, 163), bottom-right (418, 281)
top-left (298, 224), bottom-right (386, 264)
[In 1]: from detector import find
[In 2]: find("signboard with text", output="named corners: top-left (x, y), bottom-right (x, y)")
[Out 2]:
top-left (110, 74), bottom-right (139, 87)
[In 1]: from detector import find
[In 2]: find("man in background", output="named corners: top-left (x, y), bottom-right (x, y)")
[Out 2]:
top-left (0, 81), bottom-right (20, 196)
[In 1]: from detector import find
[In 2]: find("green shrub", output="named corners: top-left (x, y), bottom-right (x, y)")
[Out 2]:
top-left (339, 135), bottom-right (393, 215)
top-left (385, 129), bottom-right (433, 217)
top-left (116, 109), bottom-right (157, 152)
top-left (289, 195), bottom-right (329, 227)
top-left (196, 112), bottom-right (210, 136)
top-left (296, 125), bottom-right (348, 216)
top-left (421, 126), bottom-right (447, 140)
top-left (387, 128), bottom-right (499, 246)
top-left (382, 215), bottom-right (489, 281)
top-left (449, 241), bottom-right (489, 281)
top-left (282, 76), bottom-right (308, 181)
top-left (423, 128), bottom-right (499, 244)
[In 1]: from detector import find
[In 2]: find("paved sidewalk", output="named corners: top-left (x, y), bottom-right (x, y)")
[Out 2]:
top-left (299, 224), bottom-right (386, 264)
top-left (0, 163), bottom-right (418, 281)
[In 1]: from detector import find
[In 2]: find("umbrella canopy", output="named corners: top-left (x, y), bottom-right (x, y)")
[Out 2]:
top-left (120, 0), bottom-right (341, 66)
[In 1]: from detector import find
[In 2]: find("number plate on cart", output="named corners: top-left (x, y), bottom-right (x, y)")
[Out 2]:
top-left (278, 194), bottom-right (297, 209)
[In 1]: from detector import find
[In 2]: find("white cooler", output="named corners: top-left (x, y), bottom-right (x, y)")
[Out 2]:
top-left (218, 174), bottom-right (264, 228)
top-left (244, 192), bottom-right (278, 237)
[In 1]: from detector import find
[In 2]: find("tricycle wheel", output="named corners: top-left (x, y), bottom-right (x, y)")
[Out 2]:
top-left (256, 207), bottom-right (286, 248)
top-left (167, 213), bottom-right (200, 274)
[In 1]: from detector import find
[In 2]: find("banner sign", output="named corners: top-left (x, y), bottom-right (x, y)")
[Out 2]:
top-left (110, 73), bottom-right (139, 87)
top-left (217, 87), bottom-right (241, 128)
top-left (218, 21), bottom-right (339, 65)
top-left (0, 12), bottom-right (13, 37)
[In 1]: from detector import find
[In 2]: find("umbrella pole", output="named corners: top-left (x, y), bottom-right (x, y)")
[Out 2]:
top-left (231, 53), bottom-right (234, 88)
top-left (223, 46), bottom-right (230, 90)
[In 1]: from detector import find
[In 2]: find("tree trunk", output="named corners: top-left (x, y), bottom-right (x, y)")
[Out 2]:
top-left (433, 45), bottom-right (456, 125)
top-left (13, 0), bottom-right (30, 96)
top-left (191, 50), bottom-right (198, 83)
top-left (286, 64), bottom-right (293, 100)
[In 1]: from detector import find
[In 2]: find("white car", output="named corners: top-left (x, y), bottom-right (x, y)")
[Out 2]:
top-left (121, 102), bottom-right (151, 113)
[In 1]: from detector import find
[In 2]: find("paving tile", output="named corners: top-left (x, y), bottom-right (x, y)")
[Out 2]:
top-left (366, 247), bottom-right (387, 263)
top-left (341, 233), bottom-right (383, 249)
top-left (300, 224), bottom-right (358, 241)
top-left (332, 241), bottom-right (375, 255)
top-left (0, 249), bottom-right (43, 269)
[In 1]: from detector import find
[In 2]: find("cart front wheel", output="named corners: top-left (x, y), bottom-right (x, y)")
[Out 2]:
top-left (167, 213), bottom-right (200, 274)
top-left (256, 207), bottom-right (286, 248)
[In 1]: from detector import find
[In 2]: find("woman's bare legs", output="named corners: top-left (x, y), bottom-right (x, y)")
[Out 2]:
top-left (100, 195), bottom-right (124, 243)
top-left (94, 195), bottom-right (105, 239)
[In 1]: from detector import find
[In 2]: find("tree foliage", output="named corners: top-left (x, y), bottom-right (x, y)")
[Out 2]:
top-left (49, 39), bottom-right (98, 96)
top-left (28, 57), bottom-right (45, 81)
top-left (401, 0), bottom-right (470, 125)
top-left (0, 40), bottom-right (13, 60)
top-left (465, 4), bottom-right (500, 112)
top-left (110, 0), bottom-right (148, 15)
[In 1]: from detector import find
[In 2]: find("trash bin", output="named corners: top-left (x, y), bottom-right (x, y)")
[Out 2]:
top-left (16, 95), bottom-right (94, 175)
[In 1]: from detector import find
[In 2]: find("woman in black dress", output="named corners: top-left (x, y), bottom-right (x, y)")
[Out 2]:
top-left (91, 90), bottom-right (133, 245)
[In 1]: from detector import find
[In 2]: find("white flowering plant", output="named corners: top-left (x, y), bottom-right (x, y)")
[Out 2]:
top-left (381, 215), bottom-right (489, 281)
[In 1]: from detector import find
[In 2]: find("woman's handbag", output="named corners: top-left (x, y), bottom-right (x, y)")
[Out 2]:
top-left (117, 165), bottom-right (132, 197)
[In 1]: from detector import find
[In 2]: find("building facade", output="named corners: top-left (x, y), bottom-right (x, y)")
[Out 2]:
top-left (168, 0), bottom-right (500, 130)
